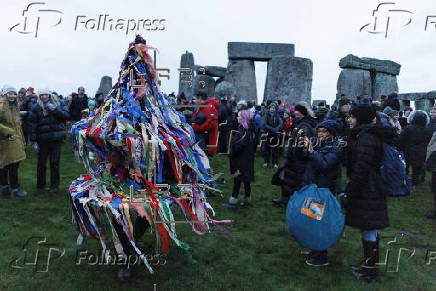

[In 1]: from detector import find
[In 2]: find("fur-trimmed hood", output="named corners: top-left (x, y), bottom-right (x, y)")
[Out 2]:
top-left (407, 110), bottom-right (430, 127)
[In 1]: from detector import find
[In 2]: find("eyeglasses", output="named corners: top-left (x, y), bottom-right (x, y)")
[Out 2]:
top-left (6, 92), bottom-right (17, 97)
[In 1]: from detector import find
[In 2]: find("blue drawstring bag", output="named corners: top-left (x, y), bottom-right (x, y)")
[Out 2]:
top-left (285, 184), bottom-right (345, 251)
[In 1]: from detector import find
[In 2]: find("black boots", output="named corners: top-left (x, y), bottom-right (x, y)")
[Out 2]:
top-left (306, 250), bottom-right (329, 267)
top-left (351, 239), bottom-right (380, 283)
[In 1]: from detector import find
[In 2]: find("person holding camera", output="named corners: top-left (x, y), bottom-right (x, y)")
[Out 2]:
top-left (28, 88), bottom-right (70, 193)
top-left (0, 85), bottom-right (27, 197)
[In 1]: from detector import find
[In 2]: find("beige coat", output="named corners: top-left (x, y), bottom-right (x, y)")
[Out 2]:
top-left (0, 99), bottom-right (26, 168)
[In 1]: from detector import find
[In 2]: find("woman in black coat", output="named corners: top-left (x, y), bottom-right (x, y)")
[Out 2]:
top-left (223, 110), bottom-right (257, 209)
top-left (400, 110), bottom-right (433, 185)
top-left (272, 103), bottom-right (317, 206)
top-left (28, 89), bottom-right (69, 192)
top-left (345, 104), bottom-right (398, 283)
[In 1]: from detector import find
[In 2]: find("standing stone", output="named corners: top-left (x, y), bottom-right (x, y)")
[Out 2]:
top-left (224, 60), bottom-right (257, 102)
top-left (214, 81), bottom-right (236, 100)
top-left (228, 42), bottom-right (295, 60)
top-left (373, 73), bottom-right (399, 99)
top-left (193, 66), bottom-right (227, 78)
top-left (179, 51), bottom-right (195, 99)
top-left (336, 69), bottom-right (372, 100)
top-left (339, 54), bottom-right (401, 76)
top-left (414, 99), bottom-right (432, 111)
top-left (264, 56), bottom-right (312, 105)
top-left (193, 74), bottom-right (215, 97)
top-left (97, 76), bottom-right (112, 96)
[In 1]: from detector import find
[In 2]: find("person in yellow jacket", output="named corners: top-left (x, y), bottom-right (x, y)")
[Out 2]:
top-left (0, 85), bottom-right (27, 197)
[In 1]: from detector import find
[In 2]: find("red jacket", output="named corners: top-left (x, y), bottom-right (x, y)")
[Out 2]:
top-left (192, 99), bottom-right (219, 156)
top-left (283, 117), bottom-right (293, 135)
top-left (208, 97), bottom-right (220, 111)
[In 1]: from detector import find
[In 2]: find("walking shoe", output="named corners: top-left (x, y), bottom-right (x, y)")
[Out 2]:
top-left (48, 187), bottom-right (59, 193)
top-left (0, 185), bottom-right (10, 197)
top-left (272, 196), bottom-right (288, 207)
top-left (273, 164), bottom-right (278, 168)
top-left (263, 163), bottom-right (268, 168)
top-left (240, 197), bottom-right (252, 208)
top-left (305, 257), bottom-right (329, 267)
top-left (10, 188), bottom-right (27, 197)
top-left (37, 187), bottom-right (50, 193)
top-left (424, 211), bottom-right (436, 220)
top-left (222, 197), bottom-right (238, 209)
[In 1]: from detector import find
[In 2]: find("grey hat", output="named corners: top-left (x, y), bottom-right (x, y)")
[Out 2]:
top-left (383, 106), bottom-right (399, 118)
top-left (1, 85), bottom-right (17, 95)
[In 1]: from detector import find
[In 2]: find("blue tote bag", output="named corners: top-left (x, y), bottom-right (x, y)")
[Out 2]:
top-left (285, 184), bottom-right (345, 251)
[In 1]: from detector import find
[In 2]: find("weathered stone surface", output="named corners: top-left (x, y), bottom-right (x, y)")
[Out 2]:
top-left (264, 56), bottom-right (312, 105)
top-left (414, 99), bottom-right (433, 111)
top-left (193, 74), bottom-right (215, 97)
top-left (224, 60), bottom-right (257, 102)
top-left (336, 68), bottom-right (372, 100)
top-left (339, 54), bottom-right (401, 76)
top-left (178, 51), bottom-right (195, 98)
top-left (214, 81), bottom-right (236, 100)
top-left (97, 76), bottom-right (112, 96)
top-left (228, 42), bottom-right (295, 61)
top-left (399, 91), bottom-right (436, 111)
top-left (426, 91), bottom-right (436, 99)
top-left (373, 73), bottom-right (399, 99)
top-left (193, 65), bottom-right (227, 78)
top-left (398, 93), bottom-right (422, 101)
top-left (312, 100), bottom-right (327, 107)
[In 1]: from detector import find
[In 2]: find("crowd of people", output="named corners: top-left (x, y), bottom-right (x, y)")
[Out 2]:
top-left (176, 90), bottom-right (436, 282)
top-left (1, 84), bottom-right (436, 283)
top-left (0, 85), bottom-right (98, 196)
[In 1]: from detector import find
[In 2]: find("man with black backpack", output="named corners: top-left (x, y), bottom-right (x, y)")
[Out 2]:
top-left (345, 104), bottom-right (399, 283)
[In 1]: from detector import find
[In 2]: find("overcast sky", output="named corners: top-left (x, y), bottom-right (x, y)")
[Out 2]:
top-left (1, 0), bottom-right (435, 104)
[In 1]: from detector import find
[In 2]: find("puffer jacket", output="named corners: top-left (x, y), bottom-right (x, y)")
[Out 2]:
top-left (303, 139), bottom-right (342, 193)
top-left (345, 124), bottom-right (398, 230)
top-left (400, 110), bottom-right (433, 167)
top-left (28, 103), bottom-right (70, 142)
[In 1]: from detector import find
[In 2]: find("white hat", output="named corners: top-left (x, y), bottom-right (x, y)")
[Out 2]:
top-left (37, 88), bottom-right (51, 96)
top-left (1, 85), bottom-right (17, 95)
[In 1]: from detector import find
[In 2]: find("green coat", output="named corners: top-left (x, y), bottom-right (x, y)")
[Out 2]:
top-left (0, 99), bottom-right (26, 168)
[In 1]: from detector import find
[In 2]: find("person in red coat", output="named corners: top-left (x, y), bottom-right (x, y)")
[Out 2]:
top-left (191, 93), bottom-right (219, 156)
top-left (282, 110), bottom-right (294, 152)
top-left (208, 96), bottom-right (220, 111)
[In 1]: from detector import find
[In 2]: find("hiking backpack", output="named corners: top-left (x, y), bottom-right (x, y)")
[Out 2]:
top-left (373, 143), bottom-right (411, 197)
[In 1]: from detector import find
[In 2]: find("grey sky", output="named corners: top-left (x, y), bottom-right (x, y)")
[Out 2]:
top-left (1, 0), bottom-right (435, 104)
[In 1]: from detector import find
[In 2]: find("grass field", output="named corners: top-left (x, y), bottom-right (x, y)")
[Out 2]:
top-left (0, 142), bottom-right (435, 291)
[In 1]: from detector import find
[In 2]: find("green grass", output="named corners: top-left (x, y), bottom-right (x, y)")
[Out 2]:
top-left (1, 143), bottom-right (435, 291)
